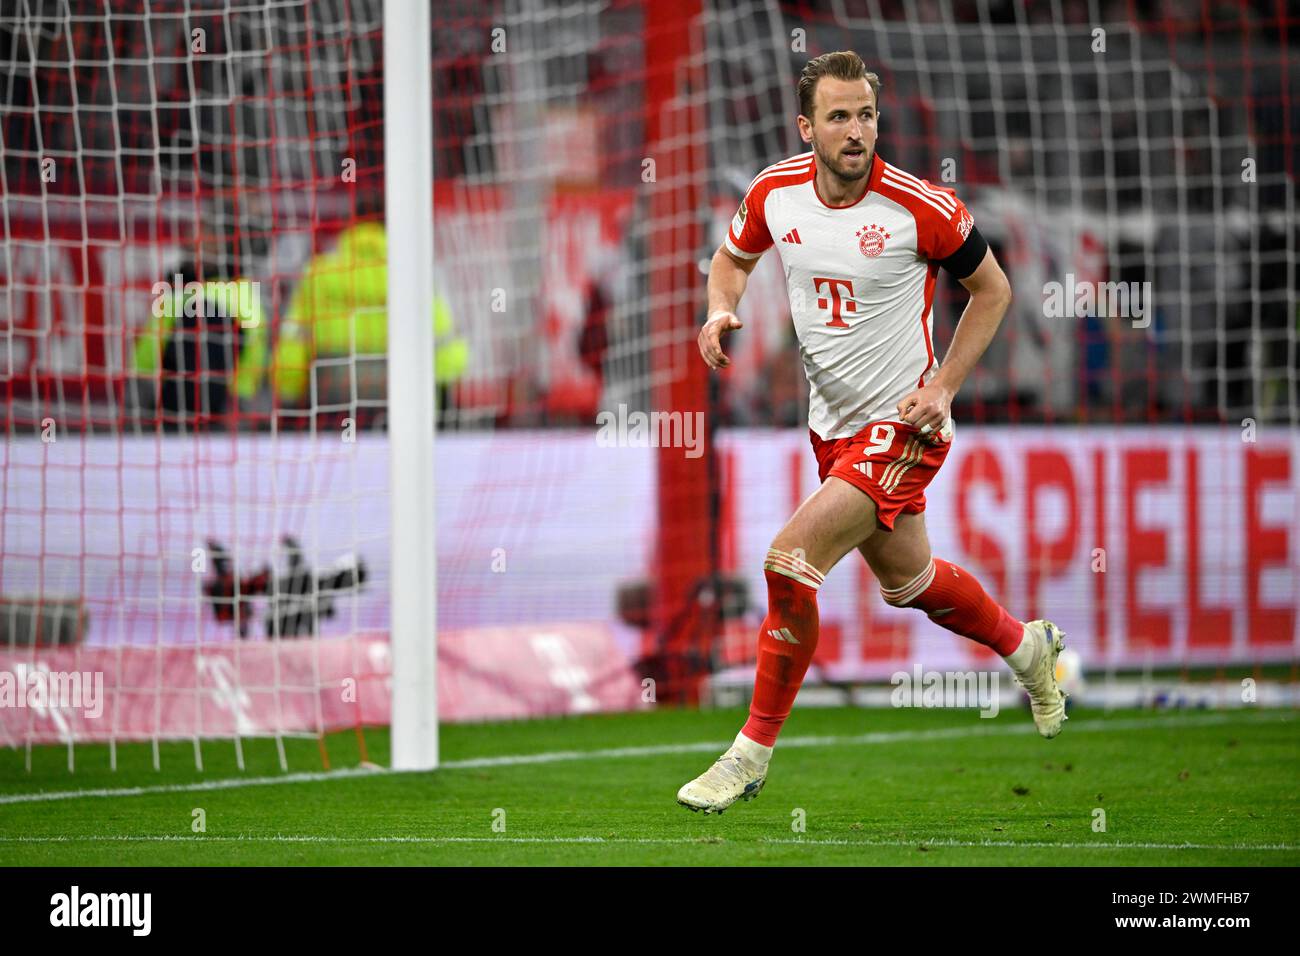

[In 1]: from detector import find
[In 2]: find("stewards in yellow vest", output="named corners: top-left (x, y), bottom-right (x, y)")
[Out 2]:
top-left (132, 273), bottom-right (267, 426)
top-left (273, 222), bottom-right (467, 406)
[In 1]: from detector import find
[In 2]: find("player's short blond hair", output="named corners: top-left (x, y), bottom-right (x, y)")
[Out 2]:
top-left (797, 51), bottom-right (881, 121)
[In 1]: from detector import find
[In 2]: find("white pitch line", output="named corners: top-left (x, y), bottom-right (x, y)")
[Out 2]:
top-left (0, 711), bottom-right (1291, 806)
top-left (0, 765), bottom-right (385, 805)
top-left (0, 834), bottom-right (1293, 852)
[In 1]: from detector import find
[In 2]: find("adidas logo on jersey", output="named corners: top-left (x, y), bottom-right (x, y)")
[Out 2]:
top-left (767, 627), bottom-right (800, 644)
top-left (781, 229), bottom-right (802, 244)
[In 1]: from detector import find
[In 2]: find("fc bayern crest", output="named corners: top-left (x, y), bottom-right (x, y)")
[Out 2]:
top-left (856, 223), bottom-right (891, 258)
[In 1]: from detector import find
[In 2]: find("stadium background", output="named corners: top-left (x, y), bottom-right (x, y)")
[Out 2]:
top-left (1, 0), bottom-right (1297, 756)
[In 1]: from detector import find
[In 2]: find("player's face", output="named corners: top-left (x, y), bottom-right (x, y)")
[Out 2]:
top-left (801, 78), bottom-right (878, 182)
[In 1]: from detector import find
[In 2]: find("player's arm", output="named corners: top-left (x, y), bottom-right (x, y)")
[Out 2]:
top-left (701, 181), bottom-right (774, 370)
top-left (699, 245), bottom-right (759, 369)
top-left (927, 247), bottom-right (1013, 400)
top-left (899, 208), bottom-right (1008, 431)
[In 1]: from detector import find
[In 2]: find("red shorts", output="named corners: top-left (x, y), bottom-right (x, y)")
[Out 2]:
top-left (810, 418), bottom-right (953, 532)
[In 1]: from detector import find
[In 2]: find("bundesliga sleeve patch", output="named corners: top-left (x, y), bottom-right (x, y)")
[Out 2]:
top-left (731, 199), bottom-right (747, 236)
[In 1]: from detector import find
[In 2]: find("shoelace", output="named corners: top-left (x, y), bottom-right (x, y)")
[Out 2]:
top-left (706, 753), bottom-right (750, 787)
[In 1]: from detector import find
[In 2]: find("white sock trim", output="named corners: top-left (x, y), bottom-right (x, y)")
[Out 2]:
top-left (735, 730), bottom-right (773, 764)
top-left (879, 559), bottom-right (936, 607)
top-left (764, 548), bottom-right (825, 590)
top-left (1002, 624), bottom-right (1035, 670)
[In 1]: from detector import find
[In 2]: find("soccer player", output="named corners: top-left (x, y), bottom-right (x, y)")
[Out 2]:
top-left (677, 51), bottom-right (1067, 814)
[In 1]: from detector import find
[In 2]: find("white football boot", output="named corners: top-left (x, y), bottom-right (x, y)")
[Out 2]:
top-left (1008, 620), bottom-right (1069, 739)
top-left (677, 733), bottom-right (770, 814)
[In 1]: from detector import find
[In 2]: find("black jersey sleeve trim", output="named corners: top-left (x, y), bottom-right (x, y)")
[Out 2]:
top-left (937, 226), bottom-right (988, 279)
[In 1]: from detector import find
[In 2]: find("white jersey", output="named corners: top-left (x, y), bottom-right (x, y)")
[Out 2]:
top-left (725, 151), bottom-right (977, 440)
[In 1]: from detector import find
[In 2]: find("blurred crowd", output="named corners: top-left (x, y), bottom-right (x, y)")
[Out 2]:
top-left (1, 0), bottom-right (1295, 432)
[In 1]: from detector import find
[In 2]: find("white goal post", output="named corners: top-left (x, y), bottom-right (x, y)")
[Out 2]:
top-left (384, 0), bottom-right (438, 771)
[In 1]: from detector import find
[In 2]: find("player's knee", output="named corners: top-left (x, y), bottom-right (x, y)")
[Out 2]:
top-left (878, 558), bottom-right (936, 608)
top-left (763, 547), bottom-right (825, 592)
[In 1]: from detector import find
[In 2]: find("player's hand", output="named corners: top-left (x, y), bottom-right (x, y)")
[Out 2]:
top-left (897, 382), bottom-right (953, 438)
top-left (698, 311), bottom-right (744, 369)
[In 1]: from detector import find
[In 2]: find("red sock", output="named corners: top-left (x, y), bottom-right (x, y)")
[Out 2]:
top-left (881, 558), bottom-right (1023, 656)
top-left (742, 550), bottom-right (825, 747)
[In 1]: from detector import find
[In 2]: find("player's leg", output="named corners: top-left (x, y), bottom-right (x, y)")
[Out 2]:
top-left (742, 475), bottom-right (881, 743)
top-left (677, 476), bottom-right (879, 813)
top-left (863, 511), bottom-right (1022, 652)
top-left (863, 511), bottom-right (1068, 738)
top-left (855, 509), bottom-right (932, 591)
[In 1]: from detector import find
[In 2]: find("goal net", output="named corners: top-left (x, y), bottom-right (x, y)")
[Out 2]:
top-left (2, 0), bottom-right (1295, 769)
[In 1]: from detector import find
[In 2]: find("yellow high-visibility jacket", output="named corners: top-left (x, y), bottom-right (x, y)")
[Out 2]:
top-left (273, 222), bottom-right (468, 402)
top-left (132, 278), bottom-right (267, 400)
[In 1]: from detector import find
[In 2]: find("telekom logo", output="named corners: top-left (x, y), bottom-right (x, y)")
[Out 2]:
top-left (813, 276), bottom-right (856, 328)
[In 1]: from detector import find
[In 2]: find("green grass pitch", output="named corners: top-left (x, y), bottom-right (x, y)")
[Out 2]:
top-left (1, 706), bottom-right (1296, 866)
